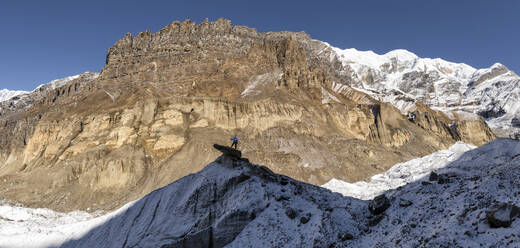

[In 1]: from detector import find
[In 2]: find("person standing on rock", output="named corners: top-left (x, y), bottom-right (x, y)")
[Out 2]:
top-left (231, 136), bottom-right (238, 149)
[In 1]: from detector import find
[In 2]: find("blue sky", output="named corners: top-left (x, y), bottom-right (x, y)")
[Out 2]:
top-left (1, 0), bottom-right (519, 91)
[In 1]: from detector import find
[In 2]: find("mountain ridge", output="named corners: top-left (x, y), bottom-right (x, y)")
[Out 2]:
top-left (0, 19), bottom-right (495, 212)
top-left (5, 37), bottom-right (515, 136)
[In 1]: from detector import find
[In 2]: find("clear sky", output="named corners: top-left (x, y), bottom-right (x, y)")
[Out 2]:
top-left (1, 0), bottom-right (519, 91)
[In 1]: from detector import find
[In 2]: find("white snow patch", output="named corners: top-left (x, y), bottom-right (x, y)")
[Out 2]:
top-left (322, 142), bottom-right (476, 200)
top-left (103, 90), bottom-right (115, 102)
top-left (321, 87), bottom-right (340, 104)
top-left (0, 200), bottom-right (135, 248)
top-left (241, 72), bottom-right (283, 97)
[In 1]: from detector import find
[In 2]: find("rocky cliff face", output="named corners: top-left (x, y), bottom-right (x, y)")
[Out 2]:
top-left (0, 19), bottom-right (494, 211)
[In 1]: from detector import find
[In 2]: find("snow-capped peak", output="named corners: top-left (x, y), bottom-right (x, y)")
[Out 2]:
top-left (491, 62), bottom-right (506, 69)
top-left (325, 41), bottom-right (520, 137)
top-left (383, 49), bottom-right (419, 62)
top-left (332, 47), bottom-right (384, 68)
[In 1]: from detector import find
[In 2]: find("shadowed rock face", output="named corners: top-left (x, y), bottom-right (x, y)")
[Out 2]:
top-left (0, 19), bottom-right (494, 211)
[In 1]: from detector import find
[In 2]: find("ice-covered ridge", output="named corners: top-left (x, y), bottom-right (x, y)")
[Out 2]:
top-left (53, 157), bottom-right (369, 247)
top-left (322, 142), bottom-right (476, 200)
top-left (0, 89), bottom-right (28, 103)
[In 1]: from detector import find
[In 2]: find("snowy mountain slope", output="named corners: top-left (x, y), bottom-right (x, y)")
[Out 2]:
top-left (352, 138), bottom-right (520, 247)
top-left (0, 140), bottom-right (519, 247)
top-left (0, 89), bottom-right (27, 103)
top-left (326, 43), bottom-right (520, 136)
top-left (60, 155), bottom-right (368, 248)
top-left (64, 140), bottom-right (520, 247)
top-left (322, 142), bottom-right (476, 200)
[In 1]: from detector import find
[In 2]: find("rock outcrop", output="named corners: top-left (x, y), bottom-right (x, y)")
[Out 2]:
top-left (0, 19), bottom-right (495, 211)
top-left (368, 194), bottom-right (390, 215)
top-left (213, 144), bottom-right (242, 158)
top-left (486, 203), bottom-right (520, 228)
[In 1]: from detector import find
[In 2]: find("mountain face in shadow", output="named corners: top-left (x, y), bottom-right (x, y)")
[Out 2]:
top-left (61, 139), bottom-right (520, 247)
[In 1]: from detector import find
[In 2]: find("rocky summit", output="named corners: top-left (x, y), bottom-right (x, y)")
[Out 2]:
top-left (0, 19), bottom-right (495, 211)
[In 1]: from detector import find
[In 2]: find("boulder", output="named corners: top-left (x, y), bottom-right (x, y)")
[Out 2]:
top-left (428, 171), bottom-right (449, 184)
top-left (369, 194), bottom-right (391, 215)
top-left (338, 233), bottom-right (353, 241)
top-left (399, 198), bottom-right (413, 207)
top-left (300, 213), bottom-right (312, 224)
top-left (285, 208), bottom-right (297, 219)
top-left (213, 144), bottom-right (242, 158)
top-left (368, 214), bottom-right (385, 226)
top-left (486, 203), bottom-right (520, 228)
top-left (429, 172), bottom-right (439, 181)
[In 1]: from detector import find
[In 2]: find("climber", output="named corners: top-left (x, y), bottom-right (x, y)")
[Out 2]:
top-left (230, 136), bottom-right (239, 149)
